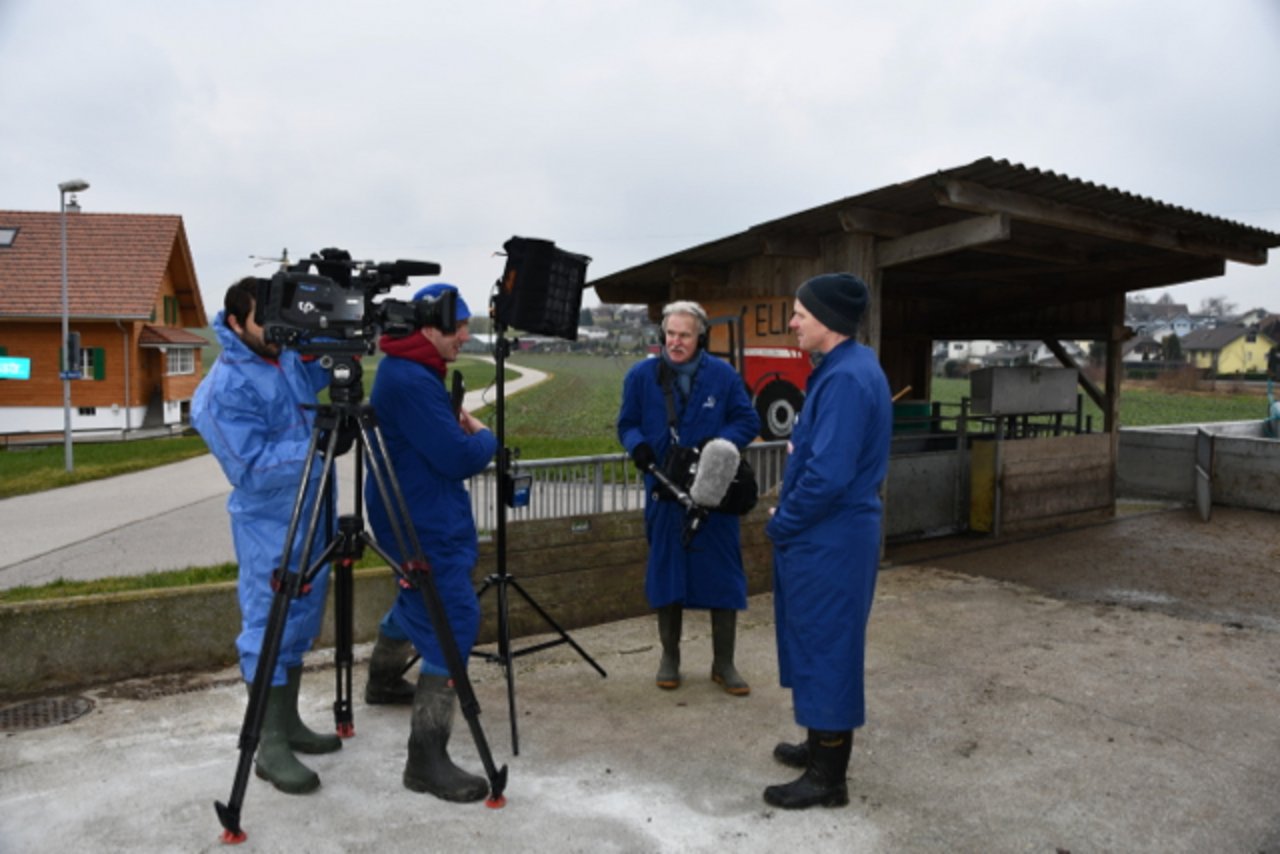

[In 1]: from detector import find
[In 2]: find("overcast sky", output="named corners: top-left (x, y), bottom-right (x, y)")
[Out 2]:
top-left (3, 0), bottom-right (1278, 326)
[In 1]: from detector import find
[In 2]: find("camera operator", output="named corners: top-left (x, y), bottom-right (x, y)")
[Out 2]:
top-left (192, 277), bottom-right (345, 796)
top-left (364, 283), bottom-right (496, 803)
top-left (617, 300), bottom-right (761, 695)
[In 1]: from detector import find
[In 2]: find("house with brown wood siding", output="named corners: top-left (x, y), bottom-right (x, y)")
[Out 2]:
top-left (0, 209), bottom-right (208, 438)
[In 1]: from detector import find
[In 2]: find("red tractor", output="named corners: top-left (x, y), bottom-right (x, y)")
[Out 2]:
top-left (707, 315), bottom-right (810, 441)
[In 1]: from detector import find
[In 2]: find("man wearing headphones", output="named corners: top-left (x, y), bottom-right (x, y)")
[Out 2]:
top-left (617, 301), bottom-right (761, 695)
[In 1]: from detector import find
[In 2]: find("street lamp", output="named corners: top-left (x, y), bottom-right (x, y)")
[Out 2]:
top-left (59, 178), bottom-right (89, 472)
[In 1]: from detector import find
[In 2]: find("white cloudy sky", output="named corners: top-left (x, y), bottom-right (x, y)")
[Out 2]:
top-left (3, 0), bottom-right (1278, 323)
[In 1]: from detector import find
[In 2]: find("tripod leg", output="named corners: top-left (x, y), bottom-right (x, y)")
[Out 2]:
top-left (215, 424), bottom-right (337, 843)
top-left (215, 563), bottom-right (316, 841)
top-left (360, 414), bottom-right (508, 806)
top-left (496, 578), bottom-right (519, 755)
top-left (332, 550), bottom-right (355, 737)
top-left (506, 577), bottom-right (608, 678)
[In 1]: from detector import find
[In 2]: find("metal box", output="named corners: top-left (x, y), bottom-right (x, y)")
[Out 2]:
top-left (969, 366), bottom-right (1078, 415)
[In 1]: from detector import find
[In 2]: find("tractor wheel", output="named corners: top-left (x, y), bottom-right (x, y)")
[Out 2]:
top-left (755, 380), bottom-right (804, 441)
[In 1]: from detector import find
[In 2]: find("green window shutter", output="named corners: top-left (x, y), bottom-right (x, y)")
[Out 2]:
top-left (150, 307), bottom-right (157, 322)
top-left (93, 347), bottom-right (105, 380)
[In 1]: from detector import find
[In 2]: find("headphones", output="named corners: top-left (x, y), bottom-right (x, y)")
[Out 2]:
top-left (662, 301), bottom-right (710, 352)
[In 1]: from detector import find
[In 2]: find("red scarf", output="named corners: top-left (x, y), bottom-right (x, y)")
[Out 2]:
top-left (378, 332), bottom-right (446, 378)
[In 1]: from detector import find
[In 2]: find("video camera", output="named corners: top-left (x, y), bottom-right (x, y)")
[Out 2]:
top-left (255, 247), bottom-right (455, 354)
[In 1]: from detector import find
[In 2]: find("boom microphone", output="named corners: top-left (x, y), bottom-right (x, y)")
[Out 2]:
top-left (689, 438), bottom-right (740, 508)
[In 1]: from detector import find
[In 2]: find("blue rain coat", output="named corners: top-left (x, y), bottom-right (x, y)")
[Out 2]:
top-left (192, 312), bottom-right (332, 686)
top-left (765, 339), bottom-right (891, 731)
top-left (365, 354), bottom-right (497, 676)
top-left (618, 352), bottom-right (760, 609)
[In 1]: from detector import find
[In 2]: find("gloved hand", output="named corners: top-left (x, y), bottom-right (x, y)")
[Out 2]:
top-left (631, 442), bottom-right (656, 472)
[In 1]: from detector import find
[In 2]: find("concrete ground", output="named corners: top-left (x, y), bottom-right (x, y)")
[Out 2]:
top-left (4, 520), bottom-right (1280, 853)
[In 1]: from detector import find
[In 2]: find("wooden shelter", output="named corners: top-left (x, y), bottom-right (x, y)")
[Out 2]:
top-left (591, 158), bottom-right (1280, 536)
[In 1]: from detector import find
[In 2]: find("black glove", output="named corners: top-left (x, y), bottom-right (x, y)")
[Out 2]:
top-left (631, 442), bottom-right (656, 472)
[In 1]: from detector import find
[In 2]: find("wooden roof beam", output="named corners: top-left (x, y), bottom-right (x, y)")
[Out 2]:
top-left (1044, 338), bottom-right (1105, 411)
top-left (936, 179), bottom-right (1268, 265)
top-left (876, 213), bottom-right (1011, 268)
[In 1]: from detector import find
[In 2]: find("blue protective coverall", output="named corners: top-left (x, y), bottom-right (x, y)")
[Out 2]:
top-left (617, 352), bottom-right (761, 609)
top-left (364, 350), bottom-right (497, 676)
top-left (765, 338), bottom-right (892, 732)
top-left (192, 311), bottom-right (332, 686)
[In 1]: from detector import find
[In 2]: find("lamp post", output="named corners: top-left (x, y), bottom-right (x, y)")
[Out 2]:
top-left (59, 178), bottom-right (89, 472)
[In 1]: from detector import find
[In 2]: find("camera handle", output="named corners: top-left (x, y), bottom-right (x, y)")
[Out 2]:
top-left (215, 403), bottom-right (507, 845)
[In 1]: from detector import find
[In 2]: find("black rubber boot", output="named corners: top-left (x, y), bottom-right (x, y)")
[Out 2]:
top-left (284, 666), bottom-right (342, 755)
top-left (364, 631), bottom-right (416, 706)
top-left (772, 737), bottom-right (808, 769)
top-left (763, 729), bottom-right (852, 809)
top-left (710, 609), bottom-right (750, 696)
top-left (403, 674), bottom-right (489, 802)
top-left (655, 604), bottom-right (683, 689)
top-left (253, 685), bottom-right (321, 795)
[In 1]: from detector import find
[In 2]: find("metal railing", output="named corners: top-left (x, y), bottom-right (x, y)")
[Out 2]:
top-left (467, 441), bottom-right (789, 533)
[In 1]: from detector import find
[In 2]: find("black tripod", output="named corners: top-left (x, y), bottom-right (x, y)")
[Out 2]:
top-left (472, 310), bottom-right (606, 756)
top-left (215, 353), bottom-right (507, 844)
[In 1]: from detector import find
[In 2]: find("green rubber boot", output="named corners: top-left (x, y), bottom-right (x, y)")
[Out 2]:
top-left (710, 609), bottom-right (750, 696)
top-left (403, 674), bottom-right (488, 802)
top-left (364, 632), bottom-right (417, 706)
top-left (284, 666), bottom-right (342, 755)
top-left (655, 604), bottom-right (683, 689)
top-left (253, 684), bottom-right (321, 795)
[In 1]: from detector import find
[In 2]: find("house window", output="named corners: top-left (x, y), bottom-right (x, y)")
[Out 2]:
top-left (0, 227), bottom-right (17, 247)
top-left (167, 348), bottom-right (195, 376)
top-left (73, 346), bottom-right (106, 380)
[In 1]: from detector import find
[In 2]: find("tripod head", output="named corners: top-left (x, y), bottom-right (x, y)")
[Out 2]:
top-left (322, 353), bottom-right (366, 414)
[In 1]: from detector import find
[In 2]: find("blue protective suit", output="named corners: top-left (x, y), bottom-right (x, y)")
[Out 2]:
top-left (765, 339), bottom-right (891, 731)
top-left (618, 352), bottom-right (761, 609)
top-left (191, 312), bottom-right (332, 686)
top-left (364, 352), bottom-right (497, 676)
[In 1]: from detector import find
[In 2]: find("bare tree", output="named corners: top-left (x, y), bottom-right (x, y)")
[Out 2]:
top-left (1199, 295), bottom-right (1237, 318)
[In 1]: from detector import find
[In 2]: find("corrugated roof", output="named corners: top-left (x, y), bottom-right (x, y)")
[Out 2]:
top-left (590, 157), bottom-right (1280, 306)
top-left (0, 210), bottom-right (205, 323)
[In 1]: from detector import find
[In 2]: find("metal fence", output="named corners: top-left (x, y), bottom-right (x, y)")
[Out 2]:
top-left (468, 441), bottom-right (789, 532)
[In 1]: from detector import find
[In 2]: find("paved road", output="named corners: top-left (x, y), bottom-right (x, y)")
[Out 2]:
top-left (0, 361), bottom-right (547, 591)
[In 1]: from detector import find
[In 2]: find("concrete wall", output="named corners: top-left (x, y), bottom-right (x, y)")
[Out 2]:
top-left (1118, 423), bottom-right (1280, 512)
top-left (0, 505), bottom-right (775, 700)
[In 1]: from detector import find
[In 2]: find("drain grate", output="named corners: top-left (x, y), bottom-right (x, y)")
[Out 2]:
top-left (0, 695), bottom-right (95, 732)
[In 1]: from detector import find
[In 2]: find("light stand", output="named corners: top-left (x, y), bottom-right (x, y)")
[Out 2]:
top-left (58, 178), bottom-right (89, 472)
top-left (472, 297), bottom-right (606, 756)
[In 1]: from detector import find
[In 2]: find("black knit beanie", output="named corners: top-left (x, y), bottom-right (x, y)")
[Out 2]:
top-left (796, 273), bottom-right (869, 337)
